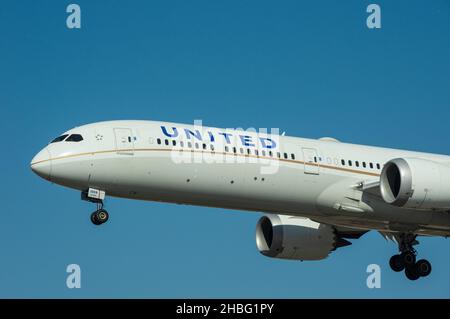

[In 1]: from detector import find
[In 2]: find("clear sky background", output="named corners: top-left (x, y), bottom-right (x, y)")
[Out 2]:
top-left (0, 0), bottom-right (449, 298)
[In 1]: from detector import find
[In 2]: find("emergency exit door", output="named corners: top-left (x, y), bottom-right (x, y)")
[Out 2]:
top-left (114, 128), bottom-right (134, 155)
top-left (302, 148), bottom-right (319, 175)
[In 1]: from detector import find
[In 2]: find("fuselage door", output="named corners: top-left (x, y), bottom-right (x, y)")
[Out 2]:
top-left (302, 147), bottom-right (319, 175)
top-left (114, 128), bottom-right (134, 155)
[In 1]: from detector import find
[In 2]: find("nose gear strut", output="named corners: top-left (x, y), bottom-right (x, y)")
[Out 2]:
top-left (82, 188), bottom-right (109, 226)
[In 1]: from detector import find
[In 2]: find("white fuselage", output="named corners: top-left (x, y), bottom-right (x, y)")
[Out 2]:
top-left (30, 120), bottom-right (450, 236)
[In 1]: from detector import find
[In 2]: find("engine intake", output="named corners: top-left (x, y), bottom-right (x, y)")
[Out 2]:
top-left (380, 157), bottom-right (450, 209)
top-left (255, 214), bottom-right (352, 261)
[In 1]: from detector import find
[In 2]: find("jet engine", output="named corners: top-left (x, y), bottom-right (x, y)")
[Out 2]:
top-left (380, 158), bottom-right (450, 209)
top-left (255, 214), bottom-right (353, 261)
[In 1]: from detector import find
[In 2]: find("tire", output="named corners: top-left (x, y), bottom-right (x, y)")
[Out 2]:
top-left (96, 209), bottom-right (109, 224)
top-left (91, 211), bottom-right (101, 225)
top-left (416, 259), bottom-right (432, 277)
top-left (402, 251), bottom-right (416, 266)
top-left (405, 265), bottom-right (420, 281)
top-left (389, 254), bottom-right (405, 272)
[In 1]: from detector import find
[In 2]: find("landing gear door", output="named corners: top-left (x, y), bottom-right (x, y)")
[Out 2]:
top-left (114, 128), bottom-right (134, 155)
top-left (302, 147), bottom-right (319, 175)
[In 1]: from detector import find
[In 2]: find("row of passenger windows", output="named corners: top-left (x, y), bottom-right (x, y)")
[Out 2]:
top-left (156, 138), bottom-right (383, 170)
top-left (340, 159), bottom-right (381, 170)
top-left (310, 156), bottom-right (381, 170)
top-left (156, 138), bottom-right (296, 160)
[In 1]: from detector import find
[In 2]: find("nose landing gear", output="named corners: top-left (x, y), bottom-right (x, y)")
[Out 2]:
top-left (82, 188), bottom-right (109, 226)
top-left (389, 233), bottom-right (432, 280)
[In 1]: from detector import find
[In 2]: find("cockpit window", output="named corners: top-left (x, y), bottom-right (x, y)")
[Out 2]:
top-left (50, 134), bottom-right (69, 143)
top-left (66, 134), bottom-right (84, 142)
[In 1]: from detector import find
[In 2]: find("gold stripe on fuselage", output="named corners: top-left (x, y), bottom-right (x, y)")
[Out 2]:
top-left (30, 148), bottom-right (381, 177)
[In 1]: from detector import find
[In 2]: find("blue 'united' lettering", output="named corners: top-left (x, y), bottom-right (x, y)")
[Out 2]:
top-left (161, 126), bottom-right (277, 149)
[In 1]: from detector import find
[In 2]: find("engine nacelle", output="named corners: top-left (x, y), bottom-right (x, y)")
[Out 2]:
top-left (255, 214), bottom-right (341, 261)
top-left (380, 158), bottom-right (450, 209)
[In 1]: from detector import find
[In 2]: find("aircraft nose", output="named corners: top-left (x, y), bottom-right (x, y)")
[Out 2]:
top-left (30, 148), bottom-right (52, 181)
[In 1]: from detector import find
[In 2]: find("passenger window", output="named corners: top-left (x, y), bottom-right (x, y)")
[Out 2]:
top-left (355, 161), bottom-right (359, 167)
top-left (210, 144), bottom-right (214, 151)
top-left (180, 141), bottom-right (184, 147)
top-left (233, 147), bottom-right (237, 154)
top-left (225, 146), bottom-right (229, 152)
top-left (284, 153), bottom-right (288, 159)
top-left (341, 159), bottom-right (345, 165)
top-left (291, 154), bottom-right (295, 160)
top-left (269, 151), bottom-right (273, 157)
top-left (195, 143), bottom-right (199, 149)
top-left (247, 149), bottom-right (251, 155)
top-left (157, 138), bottom-right (161, 145)
top-left (66, 134), bottom-right (84, 142)
top-left (188, 142), bottom-right (192, 148)
top-left (377, 163), bottom-right (381, 169)
top-left (348, 160), bottom-right (352, 166)
top-left (255, 149), bottom-right (259, 156)
top-left (277, 152), bottom-right (281, 158)
top-left (240, 148), bottom-right (244, 154)
top-left (262, 150), bottom-right (266, 156)
top-left (369, 163), bottom-right (373, 169)
top-left (362, 162), bottom-right (366, 168)
top-left (202, 143), bottom-right (207, 150)
top-left (164, 139), bottom-right (169, 146)
top-left (172, 140), bottom-right (176, 146)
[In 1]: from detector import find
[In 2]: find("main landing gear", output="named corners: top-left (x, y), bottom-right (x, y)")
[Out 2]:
top-left (82, 188), bottom-right (109, 226)
top-left (389, 233), bottom-right (432, 280)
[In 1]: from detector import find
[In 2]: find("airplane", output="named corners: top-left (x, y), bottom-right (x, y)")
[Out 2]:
top-left (30, 120), bottom-right (450, 281)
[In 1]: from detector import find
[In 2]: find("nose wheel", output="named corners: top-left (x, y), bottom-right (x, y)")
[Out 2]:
top-left (389, 233), bottom-right (432, 280)
top-left (91, 208), bottom-right (109, 225)
top-left (82, 189), bottom-right (110, 226)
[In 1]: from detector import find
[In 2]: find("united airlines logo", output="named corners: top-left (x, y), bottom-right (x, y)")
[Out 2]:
top-left (161, 126), bottom-right (277, 149)
top-left (159, 121), bottom-right (281, 175)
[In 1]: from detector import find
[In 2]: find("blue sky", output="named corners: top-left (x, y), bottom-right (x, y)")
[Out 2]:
top-left (0, 0), bottom-right (449, 298)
